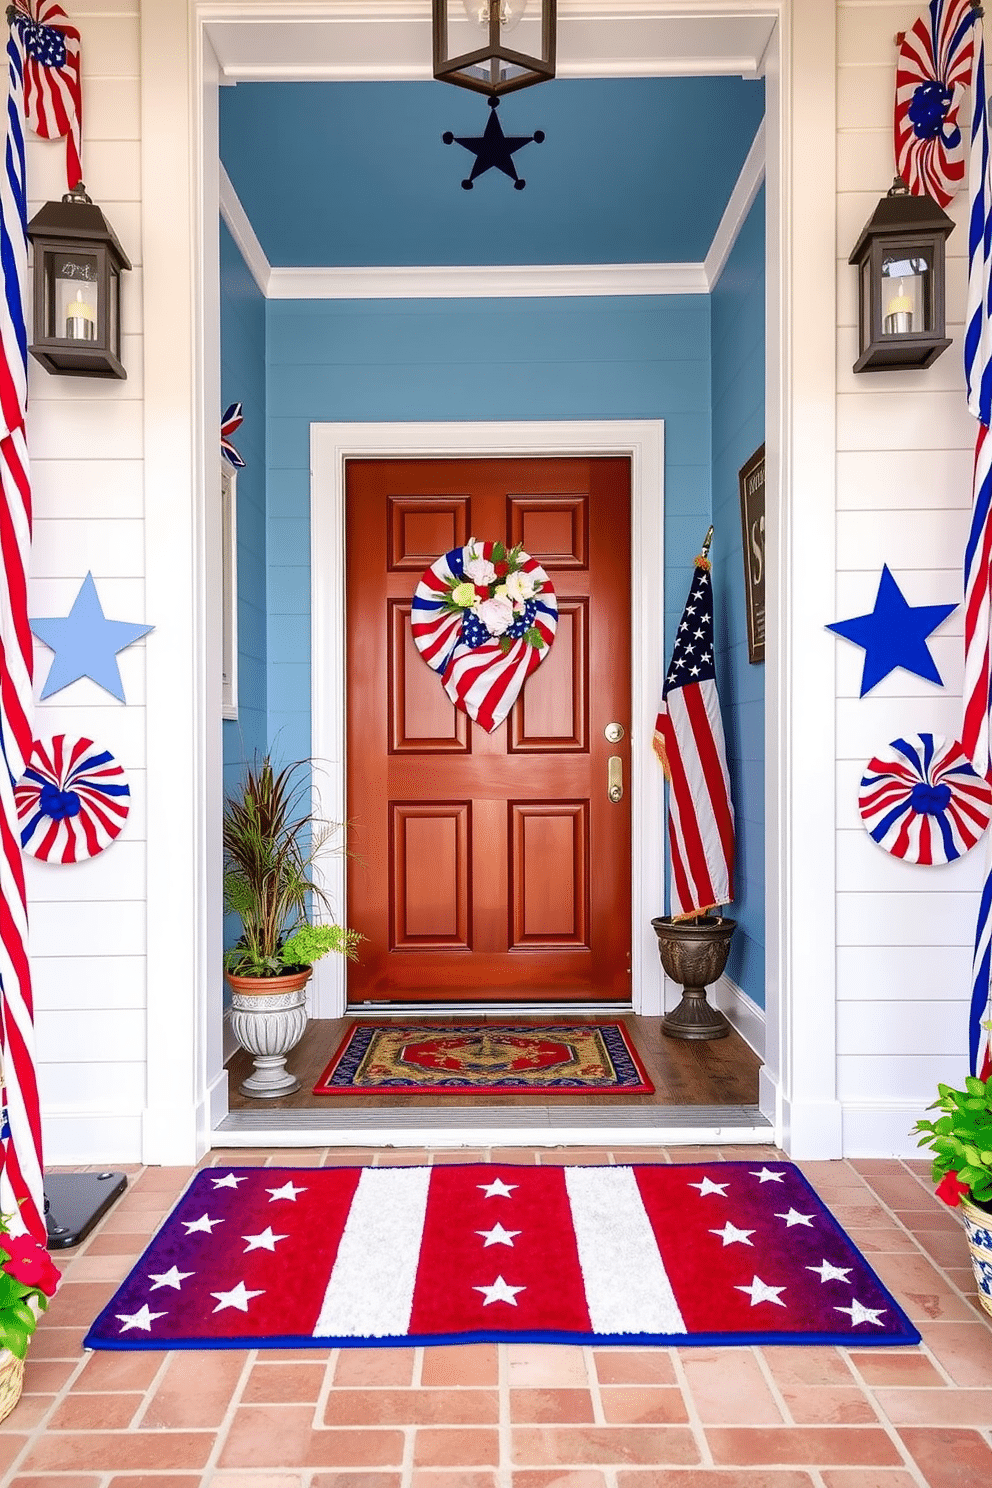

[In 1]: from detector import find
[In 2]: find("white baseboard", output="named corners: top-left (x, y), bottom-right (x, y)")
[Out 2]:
top-left (712, 974), bottom-right (765, 1059)
top-left (222, 1006), bottom-right (238, 1064)
top-left (43, 1112), bottom-right (143, 1165)
top-left (780, 1093), bottom-right (844, 1160)
top-left (841, 1102), bottom-right (930, 1159)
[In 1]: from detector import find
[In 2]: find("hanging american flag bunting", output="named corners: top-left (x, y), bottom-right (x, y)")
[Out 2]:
top-left (963, 7), bottom-right (992, 1080)
top-left (221, 403), bottom-right (246, 468)
top-left (894, 0), bottom-right (978, 208)
top-left (0, 19), bottom-right (45, 1242)
top-left (653, 537), bottom-right (735, 920)
top-left (8, 0), bottom-right (82, 191)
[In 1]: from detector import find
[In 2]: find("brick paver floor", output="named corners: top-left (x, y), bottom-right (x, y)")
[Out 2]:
top-left (2, 1146), bottom-right (990, 1487)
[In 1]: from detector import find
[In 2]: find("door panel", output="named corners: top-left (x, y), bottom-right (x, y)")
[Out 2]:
top-left (345, 456), bottom-right (631, 1003)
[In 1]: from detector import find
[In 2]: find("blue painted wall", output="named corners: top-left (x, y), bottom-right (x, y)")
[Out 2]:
top-left (265, 294), bottom-right (713, 765)
top-left (710, 187), bottom-right (765, 1008)
top-left (220, 219), bottom-right (267, 792)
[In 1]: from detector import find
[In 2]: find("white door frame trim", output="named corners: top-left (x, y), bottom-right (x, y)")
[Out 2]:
top-left (310, 420), bottom-right (666, 1021)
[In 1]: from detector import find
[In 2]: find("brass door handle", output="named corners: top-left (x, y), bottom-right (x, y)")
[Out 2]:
top-left (608, 755), bottom-right (623, 803)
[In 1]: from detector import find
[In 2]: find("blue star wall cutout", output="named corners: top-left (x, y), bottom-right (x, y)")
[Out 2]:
top-left (443, 96), bottom-right (544, 190)
top-left (30, 573), bottom-right (154, 703)
top-left (826, 564), bottom-right (957, 696)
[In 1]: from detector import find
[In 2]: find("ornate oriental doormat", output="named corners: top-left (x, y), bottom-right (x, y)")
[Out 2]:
top-left (83, 1162), bottom-right (920, 1350)
top-left (312, 1021), bottom-right (654, 1096)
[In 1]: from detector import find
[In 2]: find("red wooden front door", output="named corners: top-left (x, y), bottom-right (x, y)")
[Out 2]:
top-left (345, 457), bottom-right (631, 1004)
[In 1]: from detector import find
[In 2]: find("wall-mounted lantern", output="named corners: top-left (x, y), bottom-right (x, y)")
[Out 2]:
top-left (848, 177), bottom-right (954, 373)
top-left (433, 0), bottom-right (556, 97)
top-left (26, 185), bottom-right (131, 380)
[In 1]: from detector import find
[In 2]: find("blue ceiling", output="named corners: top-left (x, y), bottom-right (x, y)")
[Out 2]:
top-left (219, 77), bottom-right (764, 268)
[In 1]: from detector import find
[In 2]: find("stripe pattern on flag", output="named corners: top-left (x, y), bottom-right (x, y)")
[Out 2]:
top-left (858, 733), bottom-right (992, 864)
top-left (964, 18), bottom-right (992, 1079)
top-left (81, 1164), bottom-right (921, 1350)
top-left (0, 21), bottom-right (44, 1242)
top-left (895, 0), bottom-right (978, 208)
top-left (411, 541), bottom-right (557, 733)
top-left (653, 551), bottom-right (735, 918)
top-left (15, 734), bottom-right (130, 863)
top-left (9, 0), bottom-right (82, 190)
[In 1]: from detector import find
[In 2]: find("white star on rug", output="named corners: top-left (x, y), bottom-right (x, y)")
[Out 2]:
top-left (266, 1180), bottom-right (307, 1202)
top-left (183, 1213), bottom-right (223, 1235)
top-left (211, 1281), bottom-right (265, 1313)
top-left (807, 1260), bottom-right (853, 1284)
top-left (147, 1266), bottom-right (194, 1291)
top-left (735, 1275), bottom-right (787, 1308)
top-left (473, 1275), bottom-right (525, 1306)
top-left (243, 1226), bottom-right (289, 1253)
top-left (477, 1222), bottom-right (521, 1247)
top-left (709, 1221), bottom-right (755, 1247)
top-left (688, 1176), bottom-right (729, 1196)
top-left (835, 1299), bottom-right (886, 1328)
top-left (478, 1178), bottom-right (517, 1198)
top-left (117, 1304), bottom-right (167, 1333)
top-left (211, 1173), bottom-right (247, 1189)
top-left (775, 1208), bottom-right (815, 1228)
top-left (750, 1167), bottom-right (786, 1183)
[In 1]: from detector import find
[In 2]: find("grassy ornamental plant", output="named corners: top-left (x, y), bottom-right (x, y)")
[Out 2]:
top-left (913, 1072), bottom-right (992, 1211)
top-left (223, 756), bottom-right (361, 978)
top-left (0, 1218), bottom-right (59, 1358)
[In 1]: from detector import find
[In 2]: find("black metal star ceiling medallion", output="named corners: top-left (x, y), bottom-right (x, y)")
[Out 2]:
top-left (443, 96), bottom-right (544, 190)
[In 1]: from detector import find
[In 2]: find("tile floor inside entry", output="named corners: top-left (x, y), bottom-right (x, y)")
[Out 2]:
top-left (3, 1146), bottom-right (991, 1488)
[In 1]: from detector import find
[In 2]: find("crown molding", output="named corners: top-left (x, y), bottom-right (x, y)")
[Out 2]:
top-left (266, 261), bottom-right (709, 298)
top-left (219, 163), bottom-right (270, 295)
top-left (704, 117), bottom-right (765, 288)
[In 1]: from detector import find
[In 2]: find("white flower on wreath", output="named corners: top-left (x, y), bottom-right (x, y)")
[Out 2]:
top-left (464, 554), bottom-right (497, 586)
top-left (476, 596), bottom-right (515, 636)
top-left (504, 568), bottom-right (537, 603)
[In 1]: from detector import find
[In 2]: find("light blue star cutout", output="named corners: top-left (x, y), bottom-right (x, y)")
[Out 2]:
top-left (30, 573), bottom-right (153, 702)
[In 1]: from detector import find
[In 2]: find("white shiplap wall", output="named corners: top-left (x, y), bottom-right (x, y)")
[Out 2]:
top-left (837, 0), bottom-right (979, 1153)
top-left (24, 2), bottom-right (146, 1162)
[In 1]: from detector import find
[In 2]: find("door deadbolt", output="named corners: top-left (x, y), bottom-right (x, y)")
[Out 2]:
top-left (604, 722), bottom-right (625, 742)
top-left (608, 754), bottom-right (623, 803)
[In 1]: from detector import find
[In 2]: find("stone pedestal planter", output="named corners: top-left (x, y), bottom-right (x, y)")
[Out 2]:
top-left (225, 968), bottom-right (311, 1097)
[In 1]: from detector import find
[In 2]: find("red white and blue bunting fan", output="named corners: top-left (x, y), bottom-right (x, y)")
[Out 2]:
top-left (8, 0), bottom-right (83, 189)
top-left (221, 403), bottom-right (246, 468)
top-left (14, 735), bottom-right (130, 863)
top-left (894, 0), bottom-right (980, 208)
top-left (858, 733), bottom-right (992, 864)
top-left (411, 539), bottom-right (557, 732)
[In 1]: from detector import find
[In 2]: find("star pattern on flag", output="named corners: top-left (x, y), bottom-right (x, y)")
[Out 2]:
top-left (807, 1260), bottom-right (853, 1284)
top-left (710, 1221), bottom-right (755, 1247)
top-left (689, 1176), bottom-right (729, 1196)
top-left (775, 1209), bottom-right (815, 1228)
top-left (750, 1168), bottom-right (786, 1184)
top-left (477, 1222), bottom-right (520, 1247)
top-left (266, 1181), bottom-right (306, 1203)
top-left (474, 1274), bottom-right (526, 1306)
top-left (148, 1266), bottom-right (193, 1292)
top-left (243, 1227), bottom-right (288, 1253)
top-left (211, 1281), bottom-right (265, 1314)
top-left (183, 1213), bottom-right (223, 1235)
top-left (117, 1304), bottom-right (167, 1333)
top-left (212, 1173), bottom-right (247, 1190)
top-left (735, 1275), bottom-right (787, 1308)
top-left (835, 1299), bottom-right (887, 1328)
top-left (478, 1178), bottom-right (517, 1198)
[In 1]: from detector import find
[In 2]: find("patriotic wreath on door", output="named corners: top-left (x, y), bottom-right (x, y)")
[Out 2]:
top-left (14, 734), bottom-right (130, 863)
top-left (858, 732), bottom-right (992, 865)
top-left (411, 539), bottom-right (557, 732)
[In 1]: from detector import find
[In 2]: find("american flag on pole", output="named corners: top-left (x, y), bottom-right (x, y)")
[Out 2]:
top-left (653, 535), bottom-right (735, 919)
top-left (0, 18), bottom-right (44, 1239)
top-left (8, 0), bottom-right (82, 191)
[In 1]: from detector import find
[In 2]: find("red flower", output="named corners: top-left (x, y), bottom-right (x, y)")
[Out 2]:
top-left (1, 1234), bottom-right (60, 1296)
top-left (494, 561), bottom-right (510, 576)
top-left (935, 1170), bottom-right (971, 1208)
top-left (473, 584), bottom-right (490, 600)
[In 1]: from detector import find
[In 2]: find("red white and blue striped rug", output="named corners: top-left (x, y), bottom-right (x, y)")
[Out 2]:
top-left (83, 1163), bottom-right (920, 1351)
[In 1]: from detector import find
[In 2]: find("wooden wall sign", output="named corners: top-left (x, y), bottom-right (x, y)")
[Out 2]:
top-left (738, 444), bottom-right (765, 664)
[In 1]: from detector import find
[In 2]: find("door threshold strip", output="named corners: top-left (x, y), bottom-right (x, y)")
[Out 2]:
top-left (346, 1002), bottom-right (635, 1017)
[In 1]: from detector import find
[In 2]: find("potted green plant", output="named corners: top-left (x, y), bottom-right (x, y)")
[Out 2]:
top-left (913, 1071), bottom-right (992, 1319)
top-left (223, 755), bottom-right (361, 1097)
top-left (0, 1215), bottom-right (60, 1420)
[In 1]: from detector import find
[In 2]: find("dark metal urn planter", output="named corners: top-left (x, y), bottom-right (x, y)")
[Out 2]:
top-left (651, 915), bottom-right (737, 1040)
